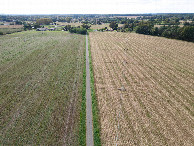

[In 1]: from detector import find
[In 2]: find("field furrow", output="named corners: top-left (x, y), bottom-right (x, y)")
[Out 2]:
top-left (90, 32), bottom-right (194, 146)
top-left (0, 31), bottom-right (85, 145)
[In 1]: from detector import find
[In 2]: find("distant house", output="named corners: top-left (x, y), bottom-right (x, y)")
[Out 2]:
top-left (48, 28), bottom-right (56, 31)
top-left (36, 28), bottom-right (47, 31)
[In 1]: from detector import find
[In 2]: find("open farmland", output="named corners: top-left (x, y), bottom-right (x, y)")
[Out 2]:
top-left (0, 25), bottom-right (23, 29)
top-left (0, 31), bottom-right (85, 145)
top-left (0, 25), bottom-right (24, 35)
top-left (90, 23), bottom-right (124, 30)
top-left (89, 32), bottom-right (194, 145)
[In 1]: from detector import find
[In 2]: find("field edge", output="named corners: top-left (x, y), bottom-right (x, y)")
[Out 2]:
top-left (88, 33), bottom-right (102, 146)
top-left (79, 36), bottom-right (87, 146)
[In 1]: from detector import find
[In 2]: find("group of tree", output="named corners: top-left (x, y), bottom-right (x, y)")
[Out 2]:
top-left (109, 22), bottom-right (118, 30)
top-left (69, 27), bottom-right (87, 34)
top-left (23, 22), bottom-right (41, 30)
top-left (36, 18), bottom-right (53, 25)
top-left (135, 22), bottom-right (194, 42)
top-left (63, 23), bottom-right (89, 35)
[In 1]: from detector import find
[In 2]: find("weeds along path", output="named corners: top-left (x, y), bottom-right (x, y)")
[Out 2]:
top-left (86, 34), bottom-right (94, 146)
top-left (89, 32), bottom-right (194, 146)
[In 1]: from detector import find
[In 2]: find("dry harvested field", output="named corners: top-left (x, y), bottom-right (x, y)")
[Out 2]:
top-left (114, 16), bottom-right (142, 19)
top-left (89, 32), bottom-right (194, 145)
top-left (154, 25), bottom-right (184, 28)
top-left (56, 22), bottom-right (82, 27)
top-left (0, 25), bottom-right (23, 28)
top-left (0, 31), bottom-right (85, 145)
top-left (91, 23), bottom-right (124, 30)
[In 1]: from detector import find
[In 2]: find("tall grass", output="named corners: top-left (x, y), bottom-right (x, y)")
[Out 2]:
top-left (88, 34), bottom-right (101, 146)
top-left (79, 40), bottom-right (86, 146)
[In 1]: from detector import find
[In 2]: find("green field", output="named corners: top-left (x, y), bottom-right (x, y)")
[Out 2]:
top-left (0, 31), bottom-right (85, 145)
top-left (0, 28), bottom-right (24, 35)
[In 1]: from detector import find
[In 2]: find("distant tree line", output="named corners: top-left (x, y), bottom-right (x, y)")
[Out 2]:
top-left (105, 20), bottom-right (194, 42)
top-left (69, 27), bottom-right (87, 35)
top-left (63, 23), bottom-right (90, 35)
top-left (36, 18), bottom-right (53, 25)
top-left (135, 22), bottom-right (194, 42)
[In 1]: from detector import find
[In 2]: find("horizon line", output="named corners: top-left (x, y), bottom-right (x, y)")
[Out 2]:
top-left (1, 13), bottom-right (194, 15)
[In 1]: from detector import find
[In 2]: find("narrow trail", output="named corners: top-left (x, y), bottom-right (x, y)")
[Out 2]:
top-left (86, 34), bottom-right (94, 146)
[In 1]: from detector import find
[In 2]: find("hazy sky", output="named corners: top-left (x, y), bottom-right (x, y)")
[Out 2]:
top-left (0, 0), bottom-right (194, 14)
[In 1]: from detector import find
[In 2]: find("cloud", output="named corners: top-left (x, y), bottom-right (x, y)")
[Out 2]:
top-left (0, 0), bottom-right (194, 14)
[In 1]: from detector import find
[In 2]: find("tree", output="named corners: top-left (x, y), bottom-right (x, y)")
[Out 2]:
top-left (81, 23), bottom-right (91, 29)
top-left (23, 23), bottom-right (32, 30)
top-left (64, 25), bottom-right (72, 31)
top-left (178, 26), bottom-right (194, 41)
top-left (36, 18), bottom-right (53, 25)
top-left (109, 22), bottom-right (118, 30)
top-left (33, 23), bottom-right (40, 29)
top-left (135, 23), bottom-right (153, 35)
top-left (152, 27), bottom-right (159, 36)
top-left (15, 20), bottom-right (22, 25)
top-left (69, 27), bottom-right (87, 35)
top-left (161, 26), bottom-right (179, 39)
top-left (65, 17), bottom-right (72, 23)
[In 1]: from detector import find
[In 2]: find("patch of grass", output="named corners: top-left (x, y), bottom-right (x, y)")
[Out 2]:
top-left (0, 31), bottom-right (85, 145)
top-left (88, 34), bottom-right (101, 146)
top-left (79, 38), bottom-right (86, 146)
top-left (0, 28), bottom-right (24, 35)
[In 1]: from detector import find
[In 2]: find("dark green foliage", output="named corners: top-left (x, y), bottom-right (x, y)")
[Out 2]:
top-left (69, 28), bottom-right (87, 35)
top-left (63, 25), bottom-right (72, 31)
top-left (161, 26), bottom-right (179, 39)
top-left (15, 20), bottom-right (23, 25)
top-left (158, 26), bottom-right (167, 36)
top-left (135, 22), bottom-right (194, 42)
top-left (109, 22), bottom-right (118, 30)
top-left (33, 24), bottom-right (40, 29)
top-left (152, 27), bottom-right (159, 36)
top-left (178, 26), bottom-right (194, 41)
top-left (135, 22), bottom-right (153, 35)
top-left (23, 23), bottom-right (32, 30)
top-left (124, 22), bottom-right (135, 31)
top-left (36, 18), bottom-right (53, 25)
top-left (81, 23), bottom-right (91, 29)
top-left (65, 17), bottom-right (72, 23)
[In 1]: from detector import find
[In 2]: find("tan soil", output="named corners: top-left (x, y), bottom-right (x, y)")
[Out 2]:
top-left (89, 32), bottom-right (194, 146)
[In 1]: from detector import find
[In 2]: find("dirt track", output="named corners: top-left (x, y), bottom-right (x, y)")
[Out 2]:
top-left (86, 34), bottom-right (94, 146)
top-left (90, 32), bottom-right (194, 146)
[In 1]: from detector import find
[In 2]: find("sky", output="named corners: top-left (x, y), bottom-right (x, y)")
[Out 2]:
top-left (0, 0), bottom-right (194, 14)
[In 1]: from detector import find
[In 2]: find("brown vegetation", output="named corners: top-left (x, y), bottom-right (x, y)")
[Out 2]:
top-left (114, 16), bottom-right (142, 19)
top-left (89, 32), bottom-right (194, 145)
top-left (0, 25), bottom-right (23, 28)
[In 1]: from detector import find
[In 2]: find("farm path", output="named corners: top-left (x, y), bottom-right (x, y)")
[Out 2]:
top-left (86, 34), bottom-right (94, 146)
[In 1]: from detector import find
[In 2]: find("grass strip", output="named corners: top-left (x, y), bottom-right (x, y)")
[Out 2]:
top-left (88, 33), bottom-right (102, 146)
top-left (79, 40), bottom-right (86, 146)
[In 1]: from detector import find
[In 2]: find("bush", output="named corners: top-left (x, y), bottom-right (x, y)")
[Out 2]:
top-left (178, 26), bottom-right (194, 41)
top-left (161, 26), bottom-right (179, 39)
top-left (135, 24), bottom-right (153, 35)
top-left (36, 18), bottom-right (53, 25)
top-left (0, 31), bottom-right (4, 35)
top-left (69, 27), bottom-right (87, 35)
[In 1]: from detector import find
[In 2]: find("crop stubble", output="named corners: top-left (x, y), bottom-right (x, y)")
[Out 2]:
top-left (89, 32), bottom-right (194, 145)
